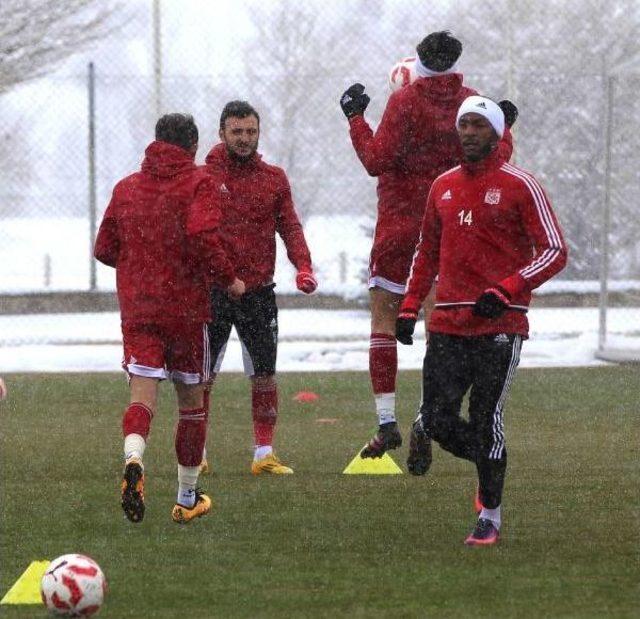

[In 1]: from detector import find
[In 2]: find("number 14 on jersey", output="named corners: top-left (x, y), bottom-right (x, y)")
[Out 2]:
top-left (458, 209), bottom-right (473, 226)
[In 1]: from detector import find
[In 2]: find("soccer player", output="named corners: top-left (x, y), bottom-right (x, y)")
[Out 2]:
top-left (94, 113), bottom-right (244, 524)
top-left (339, 31), bottom-right (515, 459)
top-left (396, 96), bottom-right (567, 545)
top-left (201, 100), bottom-right (316, 475)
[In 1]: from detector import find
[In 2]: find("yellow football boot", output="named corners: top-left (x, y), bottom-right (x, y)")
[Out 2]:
top-left (251, 453), bottom-right (293, 475)
top-left (171, 491), bottom-right (212, 524)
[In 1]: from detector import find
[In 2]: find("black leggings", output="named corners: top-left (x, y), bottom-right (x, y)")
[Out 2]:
top-left (419, 332), bottom-right (522, 508)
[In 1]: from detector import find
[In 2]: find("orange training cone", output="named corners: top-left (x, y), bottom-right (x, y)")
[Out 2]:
top-left (293, 391), bottom-right (319, 402)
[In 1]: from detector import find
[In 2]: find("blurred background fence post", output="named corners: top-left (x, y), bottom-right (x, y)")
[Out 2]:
top-left (88, 61), bottom-right (97, 292)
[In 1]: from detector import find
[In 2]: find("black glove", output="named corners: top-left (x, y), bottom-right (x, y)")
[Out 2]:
top-left (340, 83), bottom-right (370, 119)
top-left (472, 286), bottom-right (511, 319)
top-left (395, 311), bottom-right (417, 345)
top-left (498, 100), bottom-right (519, 128)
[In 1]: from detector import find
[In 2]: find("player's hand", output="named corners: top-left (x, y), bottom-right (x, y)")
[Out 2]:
top-left (296, 271), bottom-right (317, 295)
top-left (498, 100), bottom-right (519, 128)
top-left (340, 83), bottom-right (370, 119)
top-left (396, 311), bottom-right (418, 345)
top-left (472, 286), bottom-right (511, 319)
top-left (227, 277), bottom-right (245, 299)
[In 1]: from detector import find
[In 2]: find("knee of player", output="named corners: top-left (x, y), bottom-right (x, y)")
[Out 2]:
top-left (251, 374), bottom-right (277, 388)
top-left (477, 436), bottom-right (508, 461)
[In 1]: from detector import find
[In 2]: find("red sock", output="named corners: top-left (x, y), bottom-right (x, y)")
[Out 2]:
top-left (175, 407), bottom-right (208, 466)
top-left (122, 402), bottom-right (153, 439)
top-left (252, 381), bottom-right (277, 447)
top-left (369, 333), bottom-right (397, 394)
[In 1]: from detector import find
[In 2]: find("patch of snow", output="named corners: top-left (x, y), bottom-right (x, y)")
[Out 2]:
top-left (1, 307), bottom-right (637, 373)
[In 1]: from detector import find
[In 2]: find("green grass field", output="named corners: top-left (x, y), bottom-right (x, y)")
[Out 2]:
top-left (1, 367), bottom-right (638, 618)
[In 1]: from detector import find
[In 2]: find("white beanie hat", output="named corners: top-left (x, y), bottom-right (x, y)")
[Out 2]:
top-left (456, 96), bottom-right (505, 138)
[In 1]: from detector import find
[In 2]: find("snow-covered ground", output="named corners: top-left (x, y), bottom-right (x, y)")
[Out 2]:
top-left (1, 215), bottom-right (372, 296)
top-left (1, 307), bottom-right (638, 373)
top-left (2, 216), bottom-right (638, 372)
top-left (2, 216), bottom-right (640, 298)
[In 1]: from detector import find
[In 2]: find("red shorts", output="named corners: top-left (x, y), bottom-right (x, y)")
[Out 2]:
top-left (121, 321), bottom-right (209, 384)
top-left (368, 228), bottom-right (420, 295)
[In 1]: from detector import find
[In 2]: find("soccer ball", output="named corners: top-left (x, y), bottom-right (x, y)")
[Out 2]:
top-left (41, 554), bottom-right (107, 616)
top-left (388, 56), bottom-right (417, 92)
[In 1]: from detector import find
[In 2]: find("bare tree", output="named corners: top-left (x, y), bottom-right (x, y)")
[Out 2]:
top-left (0, 0), bottom-right (120, 94)
top-left (237, 0), bottom-right (387, 220)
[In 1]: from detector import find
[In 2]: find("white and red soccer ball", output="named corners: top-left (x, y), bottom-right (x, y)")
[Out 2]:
top-left (388, 56), bottom-right (417, 92)
top-left (41, 554), bottom-right (107, 616)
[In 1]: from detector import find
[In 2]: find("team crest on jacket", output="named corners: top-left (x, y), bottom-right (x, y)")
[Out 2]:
top-left (484, 188), bottom-right (502, 205)
top-left (441, 189), bottom-right (452, 200)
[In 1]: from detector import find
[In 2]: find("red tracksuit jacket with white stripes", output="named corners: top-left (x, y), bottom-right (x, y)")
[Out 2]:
top-left (401, 148), bottom-right (568, 337)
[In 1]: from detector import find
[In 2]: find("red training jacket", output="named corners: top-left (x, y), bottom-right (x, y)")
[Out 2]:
top-left (94, 141), bottom-right (235, 323)
top-left (349, 74), bottom-right (513, 255)
top-left (401, 148), bottom-right (568, 337)
top-left (204, 144), bottom-right (312, 291)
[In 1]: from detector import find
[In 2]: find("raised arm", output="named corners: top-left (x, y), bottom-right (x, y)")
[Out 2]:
top-left (342, 84), bottom-right (406, 177)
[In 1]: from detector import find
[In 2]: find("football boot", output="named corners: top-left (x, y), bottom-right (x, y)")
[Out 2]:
top-left (171, 490), bottom-right (212, 524)
top-left (121, 458), bottom-right (145, 523)
top-left (360, 422), bottom-right (402, 459)
top-left (251, 453), bottom-right (293, 475)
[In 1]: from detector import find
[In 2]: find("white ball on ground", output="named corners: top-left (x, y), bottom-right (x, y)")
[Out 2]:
top-left (40, 554), bottom-right (107, 616)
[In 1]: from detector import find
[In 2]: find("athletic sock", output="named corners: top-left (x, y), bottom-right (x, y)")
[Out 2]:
top-left (252, 381), bottom-right (277, 447)
top-left (375, 393), bottom-right (396, 425)
top-left (369, 333), bottom-right (398, 424)
top-left (254, 445), bottom-right (273, 461)
top-left (177, 465), bottom-right (199, 508)
top-left (480, 505), bottom-right (501, 529)
top-left (122, 402), bottom-right (153, 462)
top-left (124, 434), bottom-right (146, 464)
top-left (175, 407), bottom-right (208, 467)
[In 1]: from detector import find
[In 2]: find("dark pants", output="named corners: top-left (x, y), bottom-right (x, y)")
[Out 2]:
top-left (419, 332), bottom-right (523, 509)
top-left (208, 284), bottom-right (278, 377)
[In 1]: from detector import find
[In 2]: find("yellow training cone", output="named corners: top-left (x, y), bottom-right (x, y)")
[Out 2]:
top-left (343, 449), bottom-right (403, 474)
top-left (1, 560), bottom-right (50, 605)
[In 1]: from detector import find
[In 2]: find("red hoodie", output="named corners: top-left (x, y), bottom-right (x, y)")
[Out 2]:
top-left (349, 74), bottom-right (513, 256)
top-left (94, 141), bottom-right (235, 323)
top-left (204, 144), bottom-right (312, 291)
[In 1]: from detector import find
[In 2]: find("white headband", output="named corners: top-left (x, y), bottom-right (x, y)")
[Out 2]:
top-left (456, 96), bottom-right (505, 138)
top-left (414, 56), bottom-right (459, 78)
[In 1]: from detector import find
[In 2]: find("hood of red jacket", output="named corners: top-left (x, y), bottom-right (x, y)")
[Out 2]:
top-left (205, 143), bottom-right (263, 171)
top-left (141, 141), bottom-right (196, 178)
top-left (413, 73), bottom-right (465, 104)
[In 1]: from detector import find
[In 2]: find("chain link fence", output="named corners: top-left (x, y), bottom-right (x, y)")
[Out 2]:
top-left (0, 0), bottom-right (638, 354)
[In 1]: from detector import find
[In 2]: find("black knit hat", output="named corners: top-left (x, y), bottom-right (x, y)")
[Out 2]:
top-left (416, 31), bottom-right (462, 72)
